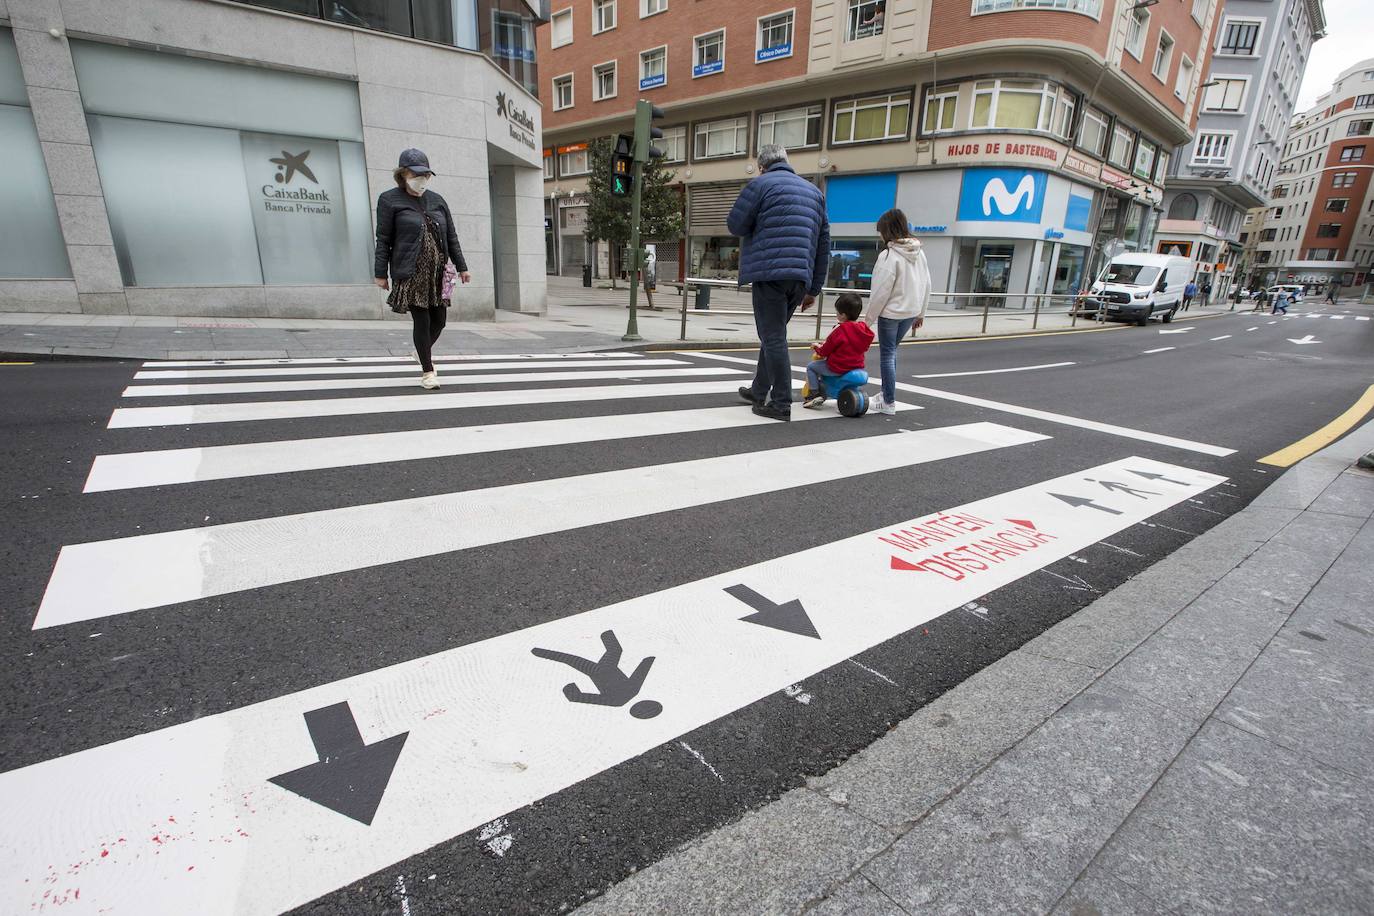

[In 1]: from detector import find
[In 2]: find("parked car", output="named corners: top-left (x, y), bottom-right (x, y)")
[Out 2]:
top-left (1086, 254), bottom-right (1192, 326)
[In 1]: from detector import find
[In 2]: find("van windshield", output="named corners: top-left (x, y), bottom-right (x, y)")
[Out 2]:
top-left (1105, 264), bottom-right (1160, 287)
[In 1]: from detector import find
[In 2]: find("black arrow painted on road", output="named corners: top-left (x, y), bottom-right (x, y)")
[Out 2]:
top-left (725, 584), bottom-right (821, 639)
top-left (1049, 492), bottom-right (1123, 515)
top-left (1127, 469), bottom-right (1190, 486)
top-left (268, 701), bottom-right (409, 826)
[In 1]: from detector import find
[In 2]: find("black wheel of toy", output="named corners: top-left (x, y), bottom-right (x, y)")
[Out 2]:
top-left (838, 387), bottom-right (868, 417)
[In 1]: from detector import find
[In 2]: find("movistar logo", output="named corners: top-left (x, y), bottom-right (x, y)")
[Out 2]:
top-left (982, 175), bottom-right (1036, 217)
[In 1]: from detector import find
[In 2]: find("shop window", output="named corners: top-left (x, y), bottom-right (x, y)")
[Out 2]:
top-left (659, 125), bottom-right (687, 162)
top-left (1152, 31), bottom-right (1174, 80)
top-left (922, 87), bottom-right (958, 134)
top-left (831, 92), bottom-right (910, 145)
top-left (1078, 107), bottom-right (1109, 157)
top-left (550, 8), bottom-right (573, 47)
top-left (972, 0), bottom-right (1101, 15)
top-left (1218, 19), bottom-right (1260, 56)
top-left (1108, 123), bottom-right (1135, 169)
top-left (693, 115), bottom-right (749, 159)
top-left (1326, 198), bottom-right (1349, 212)
top-left (826, 239), bottom-right (882, 290)
top-left (552, 74), bottom-right (573, 110)
top-left (558, 142), bottom-right (590, 175)
top-left (970, 79), bottom-right (1056, 131)
top-left (593, 61), bottom-right (617, 101)
top-left (1124, 8), bottom-right (1149, 59)
top-left (1203, 78), bottom-right (1246, 111)
top-left (845, 0), bottom-right (886, 41)
top-left (758, 104), bottom-right (823, 150)
top-left (1339, 145), bottom-right (1366, 162)
top-left (640, 45), bottom-right (667, 90)
top-left (690, 236), bottom-right (740, 280)
top-left (757, 10), bottom-right (794, 62)
top-left (693, 30), bottom-right (724, 78)
top-left (1192, 131), bottom-right (1232, 165)
top-left (0, 33), bottom-right (71, 278)
top-left (594, 0), bottom-right (616, 33)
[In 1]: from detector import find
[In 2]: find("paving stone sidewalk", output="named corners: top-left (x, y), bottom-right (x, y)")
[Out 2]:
top-left (576, 421), bottom-right (1374, 916)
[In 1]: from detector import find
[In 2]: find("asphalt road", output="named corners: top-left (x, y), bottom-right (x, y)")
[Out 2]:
top-left (0, 299), bottom-right (1370, 915)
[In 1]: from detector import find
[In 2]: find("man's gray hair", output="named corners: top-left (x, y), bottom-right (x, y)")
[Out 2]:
top-left (757, 144), bottom-right (788, 170)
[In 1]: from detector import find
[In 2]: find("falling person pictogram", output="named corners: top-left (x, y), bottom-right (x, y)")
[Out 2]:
top-left (531, 630), bottom-right (662, 719)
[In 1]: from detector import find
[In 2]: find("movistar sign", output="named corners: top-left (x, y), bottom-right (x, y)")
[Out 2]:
top-left (956, 168), bottom-right (1047, 224)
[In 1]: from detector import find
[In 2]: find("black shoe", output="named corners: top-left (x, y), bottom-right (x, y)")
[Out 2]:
top-left (751, 402), bottom-right (791, 421)
top-left (738, 386), bottom-right (763, 406)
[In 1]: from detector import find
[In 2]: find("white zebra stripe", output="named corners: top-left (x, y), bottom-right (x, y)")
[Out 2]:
top-left (140, 352), bottom-right (637, 368)
top-left (133, 358), bottom-right (681, 380)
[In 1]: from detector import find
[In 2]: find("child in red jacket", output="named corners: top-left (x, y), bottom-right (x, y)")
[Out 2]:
top-left (804, 293), bottom-right (874, 409)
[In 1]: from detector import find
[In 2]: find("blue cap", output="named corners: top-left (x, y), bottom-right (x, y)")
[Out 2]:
top-left (397, 148), bottom-right (433, 176)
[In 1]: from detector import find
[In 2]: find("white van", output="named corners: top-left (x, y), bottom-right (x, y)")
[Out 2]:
top-left (1087, 253), bottom-right (1192, 325)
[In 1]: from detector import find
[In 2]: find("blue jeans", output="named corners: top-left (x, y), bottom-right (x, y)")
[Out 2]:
top-left (749, 279), bottom-right (806, 408)
top-left (876, 316), bottom-right (915, 404)
top-left (805, 359), bottom-right (841, 396)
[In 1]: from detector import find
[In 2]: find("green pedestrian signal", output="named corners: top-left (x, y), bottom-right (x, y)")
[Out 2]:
top-left (610, 133), bottom-right (634, 197)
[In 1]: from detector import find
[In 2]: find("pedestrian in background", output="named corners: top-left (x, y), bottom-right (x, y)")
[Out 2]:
top-left (1325, 284), bottom-right (1338, 304)
top-left (374, 148), bottom-right (470, 390)
top-left (1182, 279), bottom-right (1196, 312)
top-left (727, 144), bottom-right (831, 421)
top-left (862, 208), bottom-right (932, 416)
top-left (1201, 279), bottom-right (1212, 306)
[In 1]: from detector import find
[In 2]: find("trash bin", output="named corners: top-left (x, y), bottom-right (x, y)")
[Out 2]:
top-left (581, 264), bottom-right (592, 288)
top-left (695, 284), bottom-right (710, 310)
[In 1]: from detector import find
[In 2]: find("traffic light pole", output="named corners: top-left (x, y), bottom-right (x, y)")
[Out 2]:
top-left (623, 156), bottom-right (644, 342)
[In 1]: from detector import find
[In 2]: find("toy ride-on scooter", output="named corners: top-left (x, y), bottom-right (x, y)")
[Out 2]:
top-left (801, 368), bottom-right (870, 417)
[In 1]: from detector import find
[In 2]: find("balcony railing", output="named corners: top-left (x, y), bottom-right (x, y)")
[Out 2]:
top-left (973, 0), bottom-right (1102, 15)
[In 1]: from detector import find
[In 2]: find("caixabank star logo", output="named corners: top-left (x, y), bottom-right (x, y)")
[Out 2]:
top-left (270, 150), bottom-right (318, 185)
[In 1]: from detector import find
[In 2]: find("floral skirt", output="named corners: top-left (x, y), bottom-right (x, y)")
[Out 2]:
top-left (388, 216), bottom-right (446, 314)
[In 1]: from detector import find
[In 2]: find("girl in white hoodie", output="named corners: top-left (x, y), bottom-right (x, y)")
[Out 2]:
top-left (862, 208), bottom-right (932, 415)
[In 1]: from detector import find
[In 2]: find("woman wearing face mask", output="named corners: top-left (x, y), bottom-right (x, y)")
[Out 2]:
top-left (374, 148), bottom-right (470, 389)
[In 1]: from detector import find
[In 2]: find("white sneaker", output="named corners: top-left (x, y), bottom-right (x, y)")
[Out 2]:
top-left (872, 393), bottom-right (895, 416)
top-left (420, 371), bottom-right (440, 390)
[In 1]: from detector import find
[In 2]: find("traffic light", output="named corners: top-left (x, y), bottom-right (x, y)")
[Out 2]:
top-left (610, 134), bottom-right (634, 197)
top-left (633, 100), bottom-right (666, 163)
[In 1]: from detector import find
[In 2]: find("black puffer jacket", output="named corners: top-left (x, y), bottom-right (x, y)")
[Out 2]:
top-left (373, 187), bottom-right (468, 283)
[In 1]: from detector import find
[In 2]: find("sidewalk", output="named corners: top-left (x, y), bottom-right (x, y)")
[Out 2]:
top-left (576, 422), bottom-right (1374, 915)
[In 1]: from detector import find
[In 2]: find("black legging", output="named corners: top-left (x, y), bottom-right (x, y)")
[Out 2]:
top-left (409, 305), bottom-right (447, 372)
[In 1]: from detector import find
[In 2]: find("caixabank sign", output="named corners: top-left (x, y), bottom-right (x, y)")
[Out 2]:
top-left (957, 168), bottom-right (1048, 224)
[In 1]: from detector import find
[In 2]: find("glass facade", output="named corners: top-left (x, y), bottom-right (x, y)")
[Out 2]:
top-left (0, 30), bottom-right (72, 279)
top-left (232, 0), bottom-right (539, 95)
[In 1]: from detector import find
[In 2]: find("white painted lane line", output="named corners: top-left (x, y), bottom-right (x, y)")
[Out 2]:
top-left (1358, 316), bottom-right (1371, 321)
top-left (107, 380), bottom-right (750, 429)
top-left (4, 456), bottom-right (1222, 916)
top-left (1329, 315), bottom-right (1346, 320)
top-left (121, 367), bottom-right (737, 398)
top-left (141, 353), bottom-right (636, 368)
top-left (1246, 327), bottom-right (1259, 331)
top-left (1267, 321), bottom-right (1277, 325)
top-left (688, 352), bottom-right (1236, 457)
top-left (38, 422), bottom-right (1045, 628)
top-left (133, 358), bottom-right (680, 380)
top-left (1142, 347), bottom-right (1175, 354)
top-left (85, 401), bottom-right (915, 492)
top-left (1210, 335), bottom-right (1232, 341)
top-left (912, 361), bottom-right (1074, 379)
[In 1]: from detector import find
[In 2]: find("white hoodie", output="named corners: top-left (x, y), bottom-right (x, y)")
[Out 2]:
top-left (862, 238), bottom-right (932, 326)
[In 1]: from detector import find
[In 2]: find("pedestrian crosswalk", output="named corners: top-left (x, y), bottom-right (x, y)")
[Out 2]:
top-left (1291, 313), bottom-right (1370, 320)
top-left (7, 348), bottom-right (1232, 915)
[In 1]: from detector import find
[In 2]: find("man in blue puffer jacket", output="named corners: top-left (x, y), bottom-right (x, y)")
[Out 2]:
top-left (727, 145), bottom-right (831, 420)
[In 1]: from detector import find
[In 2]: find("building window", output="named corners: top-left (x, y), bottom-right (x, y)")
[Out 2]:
top-left (557, 142), bottom-right (590, 175)
top-left (1339, 145), bottom-right (1366, 162)
top-left (639, 46), bottom-right (667, 90)
top-left (1134, 138), bottom-right (1158, 180)
top-left (1326, 198), bottom-right (1348, 212)
top-left (1167, 193), bottom-right (1198, 220)
top-left (693, 115), bottom-right (749, 159)
top-left (1125, 9), bottom-right (1149, 59)
top-left (832, 91), bottom-right (911, 144)
top-left (1332, 172), bottom-right (1357, 188)
top-left (1078, 107), bottom-right (1109, 156)
top-left (971, 0), bottom-right (1101, 13)
top-left (552, 74), bottom-right (573, 110)
top-left (846, 0), bottom-right (886, 41)
top-left (1152, 31), bottom-right (1174, 80)
top-left (594, 0), bottom-right (617, 33)
top-left (543, 148), bottom-right (554, 179)
top-left (593, 61), bottom-right (617, 101)
top-left (550, 8), bottom-right (573, 48)
top-left (660, 125), bottom-right (687, 162)
top-left (1306, 248), bottom-right (1337, 260)
top-left (758, 104), bottom-right (824, 150)
top-left (1259, 228), bottom-right (1277, 242)
top-left (971, 79), bottom-right (1057, 131)
top-left (1109, 123), bottom-right (1134, 168)
top-left (1356, 95), bottom-right (1374, 109)
top-left (641, 0), bottom-right (667, 17)
top-left (1203, 78), bottom-right (1246, 112)
top-left (693, 30), bottom-right (725, 78)
top-left (1052, 88), bottom-right (1076, 139)
top-left (1175, 56), bottom-right (1194, 99)
top-left (1218, 19), bottom-right (1260, 56)
top-left (922, 86), bottom-right (958, 134)
top-left (1191, 0), bottom-right (1208, 22)
top-left (1349, 120), bottom-right (1373, 136)
top-left (757, 11), bottom-right (795, 62)
top-left (1192, 132), bottom-right (1233, 165)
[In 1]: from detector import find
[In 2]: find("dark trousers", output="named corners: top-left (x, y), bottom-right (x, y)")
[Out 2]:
top-left (409, 305), bottom-right (448, 372)
top-left (1181, 295), bottom-right (1194, 311)
top-left (749, 279), bottom-right (806, 408)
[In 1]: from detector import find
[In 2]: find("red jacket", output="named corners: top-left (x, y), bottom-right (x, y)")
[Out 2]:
top-left (814, 320), bottom-right (874, 373)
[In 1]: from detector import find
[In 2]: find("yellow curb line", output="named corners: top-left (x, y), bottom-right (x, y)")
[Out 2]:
top-left (1258, 384), bottom-right (1374, 467)
top-left (0, 361), bottom-right (35, 366)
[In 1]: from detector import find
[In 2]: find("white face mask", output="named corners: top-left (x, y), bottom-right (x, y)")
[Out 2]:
top-left (406, 175), bottom-right (430, 194)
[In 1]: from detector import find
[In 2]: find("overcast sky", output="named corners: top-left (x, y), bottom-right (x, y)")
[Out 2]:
top-left (1296, 0), bottom-right (1374, 110)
